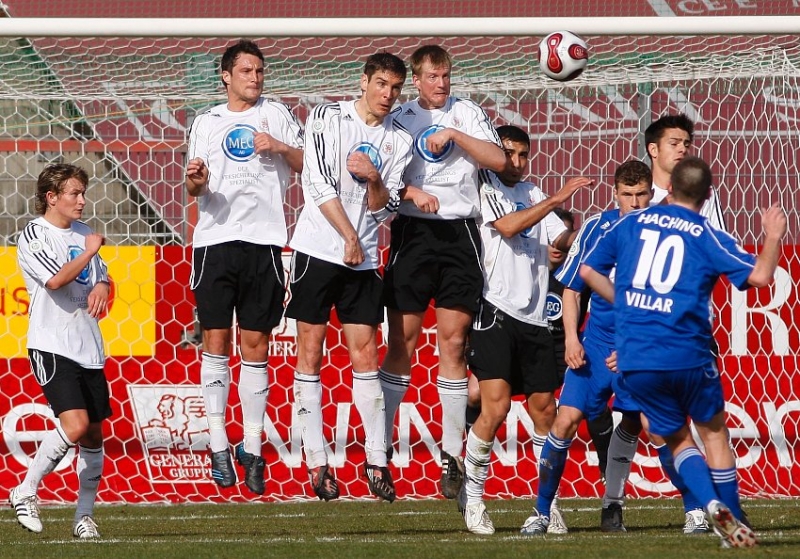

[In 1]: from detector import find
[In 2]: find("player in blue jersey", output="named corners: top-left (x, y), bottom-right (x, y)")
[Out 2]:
top-left (519, 160), bottom-right (654, 537)
top-left (580, 156), bottom-right (785, 548)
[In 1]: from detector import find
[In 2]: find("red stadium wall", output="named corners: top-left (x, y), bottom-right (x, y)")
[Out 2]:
top-left (0, 246), bottom-right (798, 503)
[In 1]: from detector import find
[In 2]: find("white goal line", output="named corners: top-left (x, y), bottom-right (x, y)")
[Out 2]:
top-left (0, 16), bottom-right (799, 37)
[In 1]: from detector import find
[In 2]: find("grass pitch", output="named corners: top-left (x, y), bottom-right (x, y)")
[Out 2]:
top-left (2, 498), bottom-right (799, 559)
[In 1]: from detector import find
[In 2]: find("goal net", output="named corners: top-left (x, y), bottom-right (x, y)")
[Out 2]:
top-left (0, 11), bottom-right (798, 504)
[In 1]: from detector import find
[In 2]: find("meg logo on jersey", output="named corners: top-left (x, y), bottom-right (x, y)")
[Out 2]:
top-left (415, 125), bottom-right (453, 163)
top-left (222, 124), bottom-right (258, 162)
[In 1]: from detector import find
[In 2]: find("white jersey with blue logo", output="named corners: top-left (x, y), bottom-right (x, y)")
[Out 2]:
top-left (17, 217), bottom-right (109, 368)
top-left (187, 97), bottom-right (304, 248)
top-left (395, 97), bottom-right (501, 220)
top-left (478, 171), bottom-right (567, 326)
top-left (290, 100), bottom-right (413, 270)
top-left (652, 181), bottom-right (726, 232)
top-left (583, 204), bottom-right (756, 372)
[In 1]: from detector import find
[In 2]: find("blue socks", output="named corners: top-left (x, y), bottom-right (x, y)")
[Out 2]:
top-left (536, 432), bottom-right (572, 515)
top-left (656, 444), bottom-right (704, 513)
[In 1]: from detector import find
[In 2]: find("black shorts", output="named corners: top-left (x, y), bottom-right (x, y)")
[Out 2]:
top-left (28, 350), bottom-right (112, 422)
top-left (285, 252), bottom-right (384, 325)
top-left (467, 300), bottom-right (560, 396)
top-left (191, 242), bottom-right (285, 332)
top-left (383, 215), bottom-right (483, 313)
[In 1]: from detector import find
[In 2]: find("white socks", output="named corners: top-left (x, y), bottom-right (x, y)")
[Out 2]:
top-left (200, 352), bottom-right (230, 453)
top-left (294, 371), bottom-right (326, 468)
top-left (239, 360), bottom-right (268, 455)
top-left (19, 424), bottom-right (74, 496)
top-left (464, 430), bottom-right (493, 505)
top-left (352, 371), bottom-right (387, 467)
top-left (75, 445), bottom-right (103, 522)
top-left (437, 376), bottom-right (468, 457)
top-left (379, 369), bottom-right (410, 454)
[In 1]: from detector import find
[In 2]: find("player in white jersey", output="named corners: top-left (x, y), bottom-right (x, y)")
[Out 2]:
top-left (184, 39), bottom-right (304, 495)
top-left (644, 112), bottom-right (724, 532)
top-left (457, 125), bottom-right (591, 534)
top-left (379, 45), bottom-right (509, 499)
top-left (645, 113), bottom-right (725, 231)
top-left (11, 164), bottom-right (111, 538)
top-left (286, 52), bottom-right (412, 503)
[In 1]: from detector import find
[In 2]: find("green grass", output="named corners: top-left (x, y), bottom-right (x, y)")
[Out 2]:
top-left (2, 498), bottom-right (799, 559)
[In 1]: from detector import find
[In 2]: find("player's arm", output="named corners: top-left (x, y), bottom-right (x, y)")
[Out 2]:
top-left (746, 204), bottom-right (786, 287)
top-left (254, 133), bottom-right (304, 173)
top-left (86, 251), bottom-right (111, 318)
top-left (317, 199), bottom-right (364, 266)
top-left (579, 264), bottom-right (614, 303)
top-left (256, 103), bottom-right (305, 173)
top-left (492, 177), bottom-right (592, 238)
top-left (46, 233), bottom-right (106, 290)
top-left (399, 185), bottom-right (439, 214)
top-left (562, 287), bottom-right (586, 369)
top-left (185, 115), bottom-right (210, 196)
top-left (426, 128), bottom-right (506, 172)
top-left (347, 151), bottom-right (390, 212)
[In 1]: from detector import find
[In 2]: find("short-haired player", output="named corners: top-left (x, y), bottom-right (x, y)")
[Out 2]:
top-left (458, 125), bottom-right (592, 534)
top-left (11, 164), bottom-right (112, 539)
top-left (286, 52), bottom-right (412, 502)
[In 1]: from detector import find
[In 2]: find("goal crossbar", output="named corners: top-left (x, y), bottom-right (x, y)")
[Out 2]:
top-left (1, 16), bottom-right (800, 37)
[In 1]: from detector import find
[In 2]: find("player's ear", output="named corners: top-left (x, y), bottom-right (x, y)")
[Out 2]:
top-left (221, 71), bottom-right (231, 87)
top-left (360, 73), bottom-right (369, 94)
top-left (647, 142), bottom-right (658, 159)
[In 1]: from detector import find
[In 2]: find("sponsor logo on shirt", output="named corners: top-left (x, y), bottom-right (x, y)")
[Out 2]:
top-left (546, 291), bottom-right (563, 321)
top-left (415, 125), bottom-right (453, 163)
top-left (222, 124), bottom-right (258, 162)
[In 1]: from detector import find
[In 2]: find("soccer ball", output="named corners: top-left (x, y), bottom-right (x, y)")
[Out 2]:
top-left (538, 31), bottom-right (589, 82)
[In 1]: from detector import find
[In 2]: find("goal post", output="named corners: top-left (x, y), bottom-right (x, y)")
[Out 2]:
top-left (0, 17), bottom-right (798, 504)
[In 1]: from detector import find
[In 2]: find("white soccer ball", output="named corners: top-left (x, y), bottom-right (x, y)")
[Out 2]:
top-left (538, 31), bottom-right (589, 82)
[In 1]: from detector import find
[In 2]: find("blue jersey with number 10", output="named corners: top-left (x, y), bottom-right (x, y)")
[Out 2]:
top-left (583, 204), bottom-right (756, 373)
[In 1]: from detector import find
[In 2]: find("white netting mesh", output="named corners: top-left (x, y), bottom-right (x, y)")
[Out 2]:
top-left (0, 26), bottom-right (798, 504)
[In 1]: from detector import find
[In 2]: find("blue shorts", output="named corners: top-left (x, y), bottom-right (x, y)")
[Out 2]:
top-left (620, 362), bottom-right (725, 437)
top-left (558, 335), bottom-right (639, 421)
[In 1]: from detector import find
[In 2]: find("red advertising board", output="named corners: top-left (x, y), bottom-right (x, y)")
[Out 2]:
top-left (0, 246), bottom-right (798, 503)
